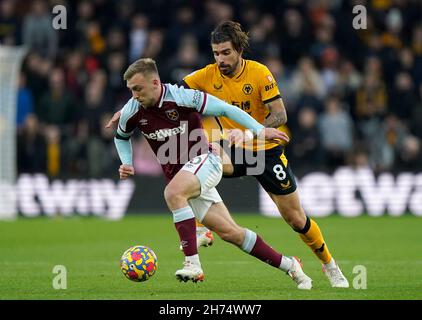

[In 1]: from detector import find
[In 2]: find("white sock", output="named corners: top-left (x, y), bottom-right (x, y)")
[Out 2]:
top-left (279, 256), bottom-right (293, 272)
top-left (240, 229), bottom-right (257, 253)
top-left (324, 258), bottom-right (336, 269)
top-left (185, 254), bottom-right (201, 266)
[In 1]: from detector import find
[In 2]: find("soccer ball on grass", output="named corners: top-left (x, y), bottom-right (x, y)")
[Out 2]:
top-left (120, 245), bottom-right (158, 282)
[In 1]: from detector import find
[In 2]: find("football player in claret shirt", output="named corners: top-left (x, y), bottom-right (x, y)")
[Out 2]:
top-left (180, 21), bottom-right (349, 288)
top-left (107, 22), bottom-right (349, 288)
top-left (115, 58), bottom-right (313, 289)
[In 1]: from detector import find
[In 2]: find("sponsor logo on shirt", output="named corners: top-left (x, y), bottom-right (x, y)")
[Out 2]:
top-left (141, 123), bottom-right (187, 140)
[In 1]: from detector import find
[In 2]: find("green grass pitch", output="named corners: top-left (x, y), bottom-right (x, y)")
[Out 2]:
top-left (0, 214), bottom-right (421, 300)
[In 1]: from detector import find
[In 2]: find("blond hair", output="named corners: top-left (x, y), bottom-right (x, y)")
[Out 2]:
top-left (123, 58), bottom-right (158, 80)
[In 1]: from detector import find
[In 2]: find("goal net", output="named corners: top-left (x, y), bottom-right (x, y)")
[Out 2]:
top-left (0, 45), bottom-right (27, 220)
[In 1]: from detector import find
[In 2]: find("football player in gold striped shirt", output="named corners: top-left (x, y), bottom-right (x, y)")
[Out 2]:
top-left (180, 21), bottom-right (349, 288)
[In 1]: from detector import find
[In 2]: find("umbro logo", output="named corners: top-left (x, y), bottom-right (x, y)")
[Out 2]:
top-left (139, 119), bottom-right (148, 125)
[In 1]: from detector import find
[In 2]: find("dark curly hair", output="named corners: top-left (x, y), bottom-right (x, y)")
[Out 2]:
top-left (210, 21), bottom-right (249, 53)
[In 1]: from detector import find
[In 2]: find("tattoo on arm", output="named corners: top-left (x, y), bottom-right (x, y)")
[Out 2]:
top-left (263, 99), bottom-right (288, 128)
top-left (263, 110), bottom-right (287, 128)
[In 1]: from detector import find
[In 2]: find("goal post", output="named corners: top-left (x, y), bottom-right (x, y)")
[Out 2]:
top-left (0, 45), bottom-right (27, 220)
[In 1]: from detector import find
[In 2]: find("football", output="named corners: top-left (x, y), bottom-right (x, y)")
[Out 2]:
top-left (120, 245), bottom-right (158, 282)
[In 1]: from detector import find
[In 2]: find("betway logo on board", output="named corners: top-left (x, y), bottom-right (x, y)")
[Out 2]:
top-left (15, 174), bottom-right (135, 219)
top-left (260, 167), bottom-right (422, 217)
top-left (142, 123), bottom-right (186, 140)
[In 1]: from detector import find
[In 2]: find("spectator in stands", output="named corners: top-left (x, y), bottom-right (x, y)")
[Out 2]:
top-left (106, 51), bottom-right (127, 98)
top-left (23, 53), bottom-right (51, 107)
top-left (105, 27), bottom-right (127, 57)
top-left (351, 148), bottom-right (371, 170)
top-left (279, 9), bottom-right (310, 67)
top-left (248, 14), bottom-right (279, 60)
top-left (17, 114), bottom-right (47, 174)
top-left (410, 83), bottom-right (422, 139)
top-left (164, 35), bottom-right (205, 83)
top-left (0, 0), bottom-right (20, 45)
top-left (37, 68), bottom-right (75, 130)
top-left (310, 14), bottom-right (336, 64)
top-left (166, 6), bottom-right (198, 53)
top-left (319, 46), bottom-right (340, 96)
top-left (289, 107), bottom-right (322, 173)
top-left (8, 0), bottom-right (421, 176)
top-left (263, 55), bottom-right (295, 109)
top-left (16, 72), bottom-right (34, 130)
top-left (412, 24), bottom-right (422, 56)
top-left (396, 135), bottom-right (422, 171)
top-left (355, 71), bottom-right (387, 121)
top-left (44, 124), bottom-right (61, 177)
top-left (22, 0), bottom-right (58, 59)
top-left (291, 56), bottom-right (326, 111)
top-left (142, 29), bottom-right (164, 60)
top-left (128, 14), bottom-right (149, 63)
top-left (335, 59), bottom-right (361, 108)
top-left (318, 96), bottom-right (354, 168)
top-left (64, 50), bottom-right (87, 100)
top-left (389, 72), bottom-right (417, 125)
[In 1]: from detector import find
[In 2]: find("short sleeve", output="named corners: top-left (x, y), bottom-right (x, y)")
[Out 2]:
top-left (116, 98), bottom-right (139, 138)
top-left (258, 66), bottom-right (281, 104)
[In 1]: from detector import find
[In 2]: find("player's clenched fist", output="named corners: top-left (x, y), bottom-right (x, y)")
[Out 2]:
top-left (119, 164), bottom-right (135, 179)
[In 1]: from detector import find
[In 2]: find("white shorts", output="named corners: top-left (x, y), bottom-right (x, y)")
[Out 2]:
top-left (181, 152), bottom-right (223, 222)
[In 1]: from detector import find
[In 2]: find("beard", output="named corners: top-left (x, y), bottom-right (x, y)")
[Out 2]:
top-left (219, 58), bottom-right (241, 76)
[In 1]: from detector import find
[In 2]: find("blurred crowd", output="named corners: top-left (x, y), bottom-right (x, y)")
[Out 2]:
top-left (1, 0), bottom-right (421, 178)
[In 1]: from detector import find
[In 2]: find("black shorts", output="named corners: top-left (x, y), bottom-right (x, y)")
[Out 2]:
top-left (219, 140), bottom-right (297, 195)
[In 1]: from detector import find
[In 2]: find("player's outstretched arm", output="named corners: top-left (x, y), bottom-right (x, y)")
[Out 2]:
top-left (201, 93), bottom-right (290, 144)
top-left (168, 84), bottom-right (290, 145)
top-left (226, 127), bottom-right (289, 147)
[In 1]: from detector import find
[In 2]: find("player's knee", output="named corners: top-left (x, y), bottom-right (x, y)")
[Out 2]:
top-left (284, 209), bottom-right (307, 231)
top-left (164, 186), bottom-right (185, 208)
